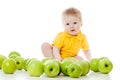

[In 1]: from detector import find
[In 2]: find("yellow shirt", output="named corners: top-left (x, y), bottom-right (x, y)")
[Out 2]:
top-left (52, 31), bottom-right (89, 59)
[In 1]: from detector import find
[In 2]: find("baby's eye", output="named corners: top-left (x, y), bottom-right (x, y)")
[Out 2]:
top-left (73, 22), bottom-right (77, 24)
top-left (66, 23), bottom-right (69, 25)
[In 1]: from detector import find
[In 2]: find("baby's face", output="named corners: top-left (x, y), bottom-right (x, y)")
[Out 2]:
top-left (63, 15), bottom-right (82, 36)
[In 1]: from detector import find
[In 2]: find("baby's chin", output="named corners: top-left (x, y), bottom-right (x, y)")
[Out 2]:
top-left (69, 32), bottom-right (78, 36)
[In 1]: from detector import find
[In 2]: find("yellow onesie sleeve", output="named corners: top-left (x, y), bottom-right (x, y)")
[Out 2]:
top-left (52, 32), bottom-right (65, 49)
top-left (81, 35), bottom-right (89, 50)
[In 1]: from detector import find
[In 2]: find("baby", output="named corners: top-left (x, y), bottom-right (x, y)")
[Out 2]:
top-left (41, 7), bottom-right (91, 61)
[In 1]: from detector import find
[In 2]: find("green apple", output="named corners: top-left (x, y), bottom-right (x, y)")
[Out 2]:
top-left (54, 59), bottom-right (61, 67)
top-left (26, 58), bottom-right (37, 65)
top-left (60, 59), bottom-right (73, 76)
top-left (85, 60), bottom-right (90, 73)
top-left (67, 62), bottom-right (82, 78)
top-left (15, 56), bottom-right (24, 70)
top-left (100, 57), bottom-right (109, 60)
top-left (8, 51), bottom-right (21, 59)
top-left (98, 58), bottom-right (113, 74)
top-left (9, 55), bottom-right (18, 59)
top-left (53, 59), bottom-right (61, 75)
top-left (23, 58), bottom-right (35, 71)
top-left (27, 60), bottom-right (44, 77)
top-left (2, 58), bottom-right (17, 74)
top-left (0, 55), bottom-right (7, 69)
top-left (90, 58), bottom-right (100, 72)
top-left (44, 59), bottom-right (60, 77)
top-left (42, 57), bottom-right (53, 63)
top-left (23, 58), bottom-right (37, 71)
top-left (79, 60), bottom-right (90, 76)
top-left (26, 58), bottom-right (37, 69)
top-left (61, 57), bottom-right (79, 76)
top-left (63, 57), bottom-right (79, 63)
top-left (23, 58), bottom-right (30, 71)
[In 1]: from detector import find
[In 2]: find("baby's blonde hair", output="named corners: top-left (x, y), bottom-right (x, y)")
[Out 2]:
top-left (62, 7), bottom-right (82, 22)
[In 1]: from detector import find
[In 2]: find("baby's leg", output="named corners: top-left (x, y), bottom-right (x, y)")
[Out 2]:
top-left (41, 42), bottom-right (54, 58)
top-left (74, 56), bottom-right (83, 61)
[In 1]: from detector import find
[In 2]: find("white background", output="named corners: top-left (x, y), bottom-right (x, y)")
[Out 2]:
top-left (0, 0), bottom-right (120, 80)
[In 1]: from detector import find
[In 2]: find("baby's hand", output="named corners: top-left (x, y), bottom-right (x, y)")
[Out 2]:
top-left (58, 58), bottom-right (62, 61)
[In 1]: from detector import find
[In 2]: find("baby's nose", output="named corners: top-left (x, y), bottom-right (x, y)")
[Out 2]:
top-left (70, 25), bottom-right (74, 28)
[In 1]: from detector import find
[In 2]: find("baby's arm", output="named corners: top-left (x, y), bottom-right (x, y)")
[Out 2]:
top-left (53, 46), bottom-right (62, 61)
top-left (83, 49), bottom-right (91, 61)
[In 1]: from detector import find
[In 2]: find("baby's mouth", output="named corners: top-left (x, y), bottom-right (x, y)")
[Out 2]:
top-left (70, 29), bottom-right (75, 32)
